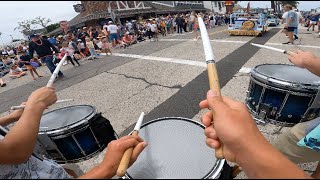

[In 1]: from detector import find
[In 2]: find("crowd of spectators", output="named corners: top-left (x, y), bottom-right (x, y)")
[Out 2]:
top-left (0, 11), bottom-right (232, 87)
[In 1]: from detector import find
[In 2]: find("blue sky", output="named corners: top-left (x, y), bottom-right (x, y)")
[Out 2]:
top-left (0, 1), bottom-right (319, 44)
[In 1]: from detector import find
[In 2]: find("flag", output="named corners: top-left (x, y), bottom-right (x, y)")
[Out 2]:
top-left (246, 2), bottom-right (250, 13)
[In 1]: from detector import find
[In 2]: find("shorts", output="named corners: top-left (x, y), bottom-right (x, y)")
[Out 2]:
top-left (310, 21), bottom-right (317, 25)
top-left (285, 27), bottom-right (296, 32)
top-left (109, 33), bottom-right (118, 41)
top-left (272, 118), bottom-right (320, 164)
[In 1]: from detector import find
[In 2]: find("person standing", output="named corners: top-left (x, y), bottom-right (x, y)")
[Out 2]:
top-left (85, 37), bottom-right (97, 60)
top-left (175, 14), bottom-right (183, 34)
top-left (293, 9), bottom-right (303, 40)
top-left (282, 4), bottom-right (298, 45)
top-left (28, 34), bottom-right (64, 78)
top-left (307, 13), bottom-right (319, 31)
top-left (107, 21), bottom-right (119, 47)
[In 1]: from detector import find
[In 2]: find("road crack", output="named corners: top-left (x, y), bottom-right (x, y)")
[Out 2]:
top-left (106, 71), bottom-right (183, 89)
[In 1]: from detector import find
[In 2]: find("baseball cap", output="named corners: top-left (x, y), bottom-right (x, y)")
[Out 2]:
top-left (30, 34), bottom-right (40, 38)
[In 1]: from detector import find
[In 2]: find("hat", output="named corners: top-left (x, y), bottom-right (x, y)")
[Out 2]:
top-left (125, 32), bottom-right (130, 35)
top-left (30, 34), bottom-right (40, 38)
top-left (77, 39), bottom-right (82, 42)
top-left (83, 27), bottom-right (87, 29)
top-left (58, 35), bottom-right (63, 38)
top-left (108, 21), bottom-right (113, 24)
top-left (97, 34), bottom-right (106, 39)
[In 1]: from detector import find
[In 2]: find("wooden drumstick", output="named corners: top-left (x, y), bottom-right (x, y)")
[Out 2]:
top-left (232, 165), bottom-right (243, 178)
top-left (198, 16), bottom-right (224, 159)
top-left (116, 112), bottom-right (145, 177)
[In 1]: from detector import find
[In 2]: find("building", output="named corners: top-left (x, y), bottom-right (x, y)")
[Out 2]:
top-left (48, 1), bottom-right (207, 36)
top-left (202, 1), bottom-right (226, 13)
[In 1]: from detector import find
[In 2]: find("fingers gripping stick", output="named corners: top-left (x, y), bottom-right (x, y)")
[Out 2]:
top-left (116, 112), bottom-right (145, 177)
top-left (117, 131), bottom-right (138, 177)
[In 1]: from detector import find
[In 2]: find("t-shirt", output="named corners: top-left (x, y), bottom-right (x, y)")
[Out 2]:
top-left (0, 133), bottom-right (71, 179)
top-left (86, 41), bottom-right (95, 49)
top-left (282, 12), bottom-right (288, 23)
top-left (20, 55), bottom-right (31, 65)
top-left (190, 15), bottom-right (195, 22)
top-left (296, 12), bottom-right (303, 22)
top-left (107, 25), bottom-right (118, 34)
top-left (286, 10), bottom-right (298, 27)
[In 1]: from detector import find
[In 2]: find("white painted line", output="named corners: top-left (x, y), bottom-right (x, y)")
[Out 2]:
top-left (112, 53), bottom-right (207, 67)
top-left (160, 39), bottom-right (320, 49)
top-left (160, 38), bottom-right (247, 44)
top-left (238, 67), bottom-right (252, 74)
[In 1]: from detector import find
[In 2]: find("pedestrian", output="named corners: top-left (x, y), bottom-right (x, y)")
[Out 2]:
top-left (282, 4), bottom-right (298, 45)
top-left (85, 37), bottom-right (97, 60)
top-left (175, 14), bottom-right (183, 34)
top-left (193, 16), bottom-right (200, 40)
top-left (307, 13), bottom-right (318, 31)
top-left (19, 50), bottom-right (42, 80)
top-left (28, 34), bottom-right (64, 79)
top-left (60, 41), bottom-right (80, 67)
top-left (77, 39), bottom-right (87, 58)
top-left (100, 36), bottom-right (112, 55)
top-left (107, 21), bottom-right (119, 47)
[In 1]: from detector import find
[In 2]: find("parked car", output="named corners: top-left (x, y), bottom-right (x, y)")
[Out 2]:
top-left (267, 15), bottom-right (279, 26)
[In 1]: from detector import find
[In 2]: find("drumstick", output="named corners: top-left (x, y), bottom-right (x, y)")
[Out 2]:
top-left (198, 16), bottom-right (224, 159)
top-left (10, 99), bottom-right (74, 110)
top-left (250, 43), bottom-right (294, 55)
top-left (116, 112), bottom-right (145, 177)
top-left (46, 54), bottom-right (67, 87)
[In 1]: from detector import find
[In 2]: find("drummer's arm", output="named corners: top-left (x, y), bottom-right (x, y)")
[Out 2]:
top-left (0, 87), bottom-right (56, 164)
top-left (0, 104), bottom-right (45, 164)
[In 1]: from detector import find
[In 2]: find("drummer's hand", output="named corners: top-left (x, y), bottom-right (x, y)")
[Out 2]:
top-left (26, 87), bottom-right (57, 110)
top-left (199, 90), bottom-right (264, 163)
top-left (100, 135), bottom-right (147, 177)
top-left (9, 102), bottom-right (26, 121)
top-left (288, 50), bottom-right (317, 68)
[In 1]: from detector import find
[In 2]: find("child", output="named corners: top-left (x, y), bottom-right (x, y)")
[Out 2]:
top-left (100, 36), bottom-right (112, 55)
top-left (9, 64), bottom-right (26, 79)
top-left (77, 39), bottom-right (87, 58)
top-left (19, 51), bottom-right (42, 80)
top-left (60, 42), bottom-right (80, 67)
top-left (85, 37), bottom-right (97, 60)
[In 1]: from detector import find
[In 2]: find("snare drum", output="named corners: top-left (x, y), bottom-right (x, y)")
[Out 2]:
top-left (123, 117), bottom-right (225, 179)
top-left (37, 105), bottom-right (116, 163)
top-left (246, 64), bottom-right (320, 127)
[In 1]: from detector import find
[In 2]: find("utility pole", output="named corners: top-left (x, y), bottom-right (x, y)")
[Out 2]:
top-left (0, 32), bottom-right (5, 47)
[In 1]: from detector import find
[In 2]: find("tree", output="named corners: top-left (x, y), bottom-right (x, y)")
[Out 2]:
top-left (279, 1), bottom-right (299, 8)
top-left (46, 23), bottom-right (60, 33)
top-left (31, 16), bottom-right (51, 33)
top-left (14, 20), bottom-right (35, 37)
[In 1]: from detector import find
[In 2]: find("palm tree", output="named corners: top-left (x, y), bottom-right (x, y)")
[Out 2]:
top-left (279, 1), bottom-right (299, 9)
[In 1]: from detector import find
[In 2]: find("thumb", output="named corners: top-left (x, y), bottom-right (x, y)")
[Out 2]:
top-left (207, 90), bottom-right (228, 114)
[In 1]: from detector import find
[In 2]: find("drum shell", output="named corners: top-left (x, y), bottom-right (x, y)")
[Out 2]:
top-left (247, 64), bottom-right (320, 126)
top-left (37, 105), bottom-right (116, 163)
top-left (123, 117), bottom-right (225, 179)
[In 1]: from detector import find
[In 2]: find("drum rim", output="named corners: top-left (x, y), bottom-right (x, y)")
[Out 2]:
top-left (251, 64), bottom-right (320, 90)
top-left (124, 116), bottom-right (225, 179)
top-left (39, 105), bottom-right (97, 134)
